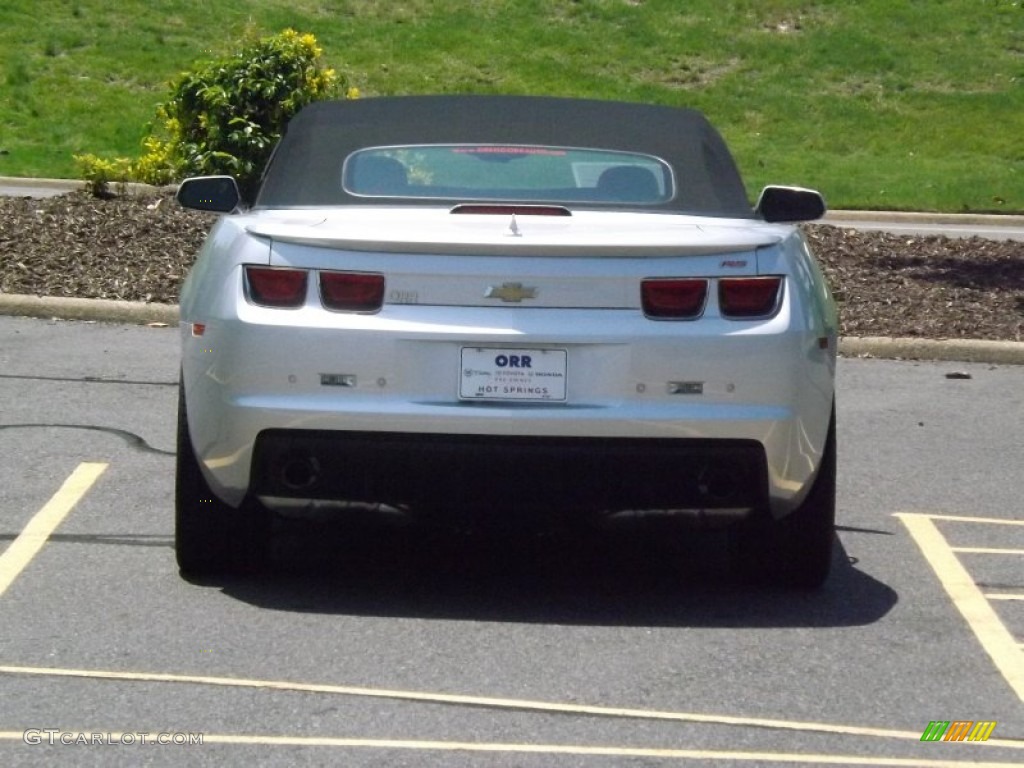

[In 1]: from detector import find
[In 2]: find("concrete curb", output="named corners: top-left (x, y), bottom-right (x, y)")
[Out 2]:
top-left (0, 177), bottom-right (86, 192)
top-left (0, 294), bottom-right (178, 326)
top-left (0, 176), bottom-right (169, 197)
top-left (1, 293), bottom-right (1021, 365)
top-left (838, 337), bottom-right (1024, 366)
top-left (822, 210), bottom-right (1024, 227)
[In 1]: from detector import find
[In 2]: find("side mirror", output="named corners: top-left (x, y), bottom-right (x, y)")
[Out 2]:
top-left (755, 186), bottom-right (826, 223)
top-left (176, 176), bottom-right (242, 213)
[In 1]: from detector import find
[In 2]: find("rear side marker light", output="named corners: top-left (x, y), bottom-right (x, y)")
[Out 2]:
top-left (320, 271), bottom-right (385, 312)
top-left (719, 276), bottom-right (783, 318)
top-left (245, 267), bottom-right (308, 308)
top-left (641, 278), bottom-right (708, 319)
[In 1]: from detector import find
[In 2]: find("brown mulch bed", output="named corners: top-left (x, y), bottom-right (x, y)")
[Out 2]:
top-left (806, 226), bottom-right (1022, 342)
top-left (1, 190), bottom-right (1021, 341)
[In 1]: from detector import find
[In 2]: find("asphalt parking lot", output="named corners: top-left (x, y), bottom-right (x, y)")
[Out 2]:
top-left (0, 314), bottom-right (1022, 766)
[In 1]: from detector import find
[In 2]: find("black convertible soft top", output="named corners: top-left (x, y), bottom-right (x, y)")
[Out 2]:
top-left (256, 95), bottom-right (753, 217)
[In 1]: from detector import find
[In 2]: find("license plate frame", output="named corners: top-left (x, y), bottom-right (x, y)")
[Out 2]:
top-left (459, 347), bottom-right (567, 402)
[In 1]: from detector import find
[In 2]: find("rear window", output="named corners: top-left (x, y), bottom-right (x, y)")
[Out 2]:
top-left (342, 145), bottom-right (674, 205)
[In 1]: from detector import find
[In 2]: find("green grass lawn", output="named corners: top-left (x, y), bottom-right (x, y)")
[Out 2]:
top-left (1, 0), bottom-right (1021, 212)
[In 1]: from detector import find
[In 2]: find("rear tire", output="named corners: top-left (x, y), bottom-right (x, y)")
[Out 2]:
top-left (176, 379), bottom-right (267, 578)
top-left (733, 406), bottom-right (836, 589)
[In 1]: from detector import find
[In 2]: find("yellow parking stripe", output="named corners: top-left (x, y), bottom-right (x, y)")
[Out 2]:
top-left (896, 513), bottom-right (1024, 703)
top-left (912, 515), bottom-right (1024, 527)
top-left (2, 663), bottom-right (1023, 750)
top-left (952, 548), bottom-right (1024, 555)
top-left (0, 731), bottom-right (1021, 765)
top-left (0, 463), bottom-right (107, 598)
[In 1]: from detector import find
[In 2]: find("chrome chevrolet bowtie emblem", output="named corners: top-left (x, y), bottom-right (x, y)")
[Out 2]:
top-left (485, 282), bottom-right (538, 302)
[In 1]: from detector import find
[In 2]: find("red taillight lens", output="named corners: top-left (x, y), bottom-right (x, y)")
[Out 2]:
top-left (319, 271), bottom-right (385, 312)
top-left (641, 278), bottom-right (708, 319)
top-left (719, 276), bottom-right (783, 318)
top-left (245, 267), bottom-right (308, 308)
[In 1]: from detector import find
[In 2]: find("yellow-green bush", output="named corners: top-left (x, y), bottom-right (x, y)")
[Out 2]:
top-left (78, 29), bottom-right (345, 198)
top-left (73, 154), bottom-right (134, 198)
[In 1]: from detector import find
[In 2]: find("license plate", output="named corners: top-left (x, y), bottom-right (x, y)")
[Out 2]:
top-left (460, 348), bottom-right (567, 402)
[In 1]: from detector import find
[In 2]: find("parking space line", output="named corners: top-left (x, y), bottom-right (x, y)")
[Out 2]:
top-left (0, 730), bottom-right (1021, 765)
top-left (895, 513), bottom-right (1024, 703)
top-left (0, 463), bottom-right (107, 599)
top-left (952, 547), bottom-right (1024, 555)
top-left (912, 515), bottom-right (1024, 527)
top-left (2, 663), bottom-right (1023, 751)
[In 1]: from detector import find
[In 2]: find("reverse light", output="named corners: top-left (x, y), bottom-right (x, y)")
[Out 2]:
top-left (319, 271), bottom-right (386, 312)
top-left (641, 278), bottom-right (708, 319)
top-left (719, 276), bottom-right (783, 318)
top-left (245, 267), bottom-right (308, 308)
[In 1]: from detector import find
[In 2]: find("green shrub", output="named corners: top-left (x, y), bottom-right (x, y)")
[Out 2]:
top-left (79, 29), bottom-right (344, 198)
top-left (73, 153), bottom-right (134, 198)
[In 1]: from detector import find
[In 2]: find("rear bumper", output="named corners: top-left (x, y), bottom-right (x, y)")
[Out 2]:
top-left (181, 304), bottom-right (835, 516)
top-left (250, 429), bottom-right (769, 519)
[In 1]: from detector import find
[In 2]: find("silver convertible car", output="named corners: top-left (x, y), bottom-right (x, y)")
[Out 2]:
top-left (176, 95), bottom-right (837, 587)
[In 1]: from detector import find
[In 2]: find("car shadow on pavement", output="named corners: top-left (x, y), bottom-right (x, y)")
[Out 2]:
top-left (213, 513), bottom-right (898, 629)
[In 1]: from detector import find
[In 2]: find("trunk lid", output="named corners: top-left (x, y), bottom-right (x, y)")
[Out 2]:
top-left (257, 207), bottom-right (784, 309)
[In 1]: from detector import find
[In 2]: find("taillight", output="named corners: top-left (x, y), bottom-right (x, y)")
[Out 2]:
top-left (245, 267), bottom-right (308, 308)
top-left (719, 276), bottom-right (783, 318)
top-left (320, 271), bottom-right (385, 312)
top-left (641, 278), bottom-right (708, 319)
